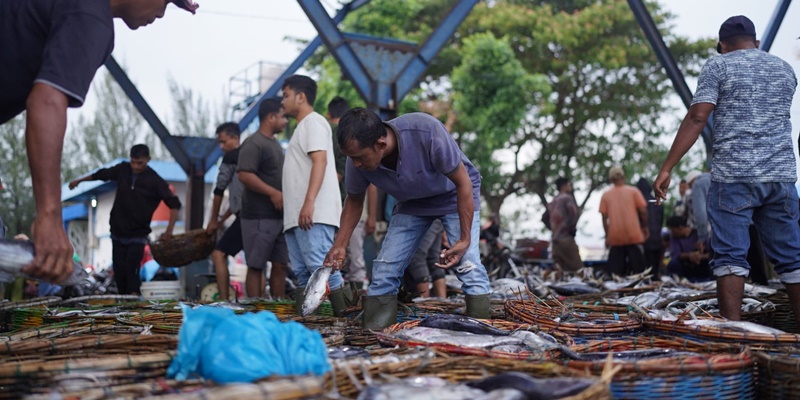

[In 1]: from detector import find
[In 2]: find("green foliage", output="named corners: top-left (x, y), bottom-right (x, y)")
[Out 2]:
top-left (0, 116), bottom-right (34, 237)
top-left (458, 0), bottom-right (713, 215)
top-left (63, 71), bottom-right (147, 180)
top-left (450, 32), bottom-right (552, 213)
top-left (452, 33), bottom-right (550, 148)
top-left (167, 77), bottom-right (224, 138)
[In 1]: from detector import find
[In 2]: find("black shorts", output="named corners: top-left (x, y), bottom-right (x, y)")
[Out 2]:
top-left (216, 217), bottom-right (244, 256)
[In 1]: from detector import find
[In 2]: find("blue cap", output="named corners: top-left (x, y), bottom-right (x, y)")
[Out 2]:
top-left (719, 15), bottom-right (756, 40)
top-left (717, 15), bottom-right (756, 53)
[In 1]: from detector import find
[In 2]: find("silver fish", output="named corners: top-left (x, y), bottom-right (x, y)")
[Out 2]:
top-left (0, 239), bottom-right (87, 286)
top-left (489, 344), bottom-right (530, 354)
top-left (0, 239), bottom-right (34, 272)
top-left (467, 373), bottom-right (596, 400)
top-left (302, 266), bottom-right (332, 316)
top-left (646, 310), bottom-right (678, 321)
top-left (419, 314), bottom-right (511, 336)
top-left (683, 319), bottom-right (787, 335)
top-left (358, 377), bottom-right (487, 400)
top-left (476, 388), bottom-right (527, 400)
top-left (547, 282), bottom-right (600, 295)
top-left (397, 327), bottom-right (523, 349)
top-left (509, 330), bottom-right (559, 350)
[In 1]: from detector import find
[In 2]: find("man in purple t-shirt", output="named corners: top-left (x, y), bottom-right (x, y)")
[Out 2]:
top-left (322, 108), bottom-right (491, 329)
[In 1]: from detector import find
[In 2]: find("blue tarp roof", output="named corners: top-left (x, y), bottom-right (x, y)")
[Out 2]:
top-left (62, 158), bottom-right (218, 202)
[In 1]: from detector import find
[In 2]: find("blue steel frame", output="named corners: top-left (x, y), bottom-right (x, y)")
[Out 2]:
top-left (298, 0), bottom-right (479, 120)
top-left (201, 1), bottom-right (371, 169)
top-left (628, 0), bottom-right (791, 160)
top-left (106, 0), bottom-right (793, 226)
top-left (109, 0), bottom-right (477, 171)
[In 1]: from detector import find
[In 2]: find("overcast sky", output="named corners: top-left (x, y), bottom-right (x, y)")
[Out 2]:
top-left (68, 0), bottom-right (800, 248)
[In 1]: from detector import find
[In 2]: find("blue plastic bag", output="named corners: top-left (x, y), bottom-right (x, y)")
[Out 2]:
top-left (167, 304), bottom-right (330, 383)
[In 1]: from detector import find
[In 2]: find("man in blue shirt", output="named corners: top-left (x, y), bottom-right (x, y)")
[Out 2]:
top-left (654, 16), bottom-right (800, 325)
top-left (323, 109), bottom-right (491, 329)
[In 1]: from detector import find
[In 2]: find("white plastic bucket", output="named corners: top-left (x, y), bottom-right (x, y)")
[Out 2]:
top-left (141, 281), bottom-right (181, 300)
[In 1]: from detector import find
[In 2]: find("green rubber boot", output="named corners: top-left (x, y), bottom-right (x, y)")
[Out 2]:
top-left (294, 286), bottom-right (306, 315)
top-left (362, 294), bottom-right (398, 330)
top-left (465, 294), bottom-right (491, 319)
top-left (329, 287), bottom-right (349, 317)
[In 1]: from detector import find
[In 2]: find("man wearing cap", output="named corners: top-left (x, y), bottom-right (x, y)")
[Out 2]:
top-left (599, 166), bottom-right (648, 276)
top-left (0, 0), bottom-right (198, 284)
top-left (654, 15), bottom-right (800, 324)
top-left (323, 109), bottom-right (492, 329)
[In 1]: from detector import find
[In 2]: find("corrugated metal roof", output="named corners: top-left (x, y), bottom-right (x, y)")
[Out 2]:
top-left (62, 158), bottom-right (219, 202)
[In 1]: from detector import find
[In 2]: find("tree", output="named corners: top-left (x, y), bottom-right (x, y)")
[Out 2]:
top-left (0, 115), bottom-right (35, 237)
top-left (167, 77), bottom-right (220, 137)
top-left (450, 32), bottom-right (552, 213)
top-left (460, 0), bottom-right (712, 217)
top-left (62, 70), bottom-right (147, 181)
top-left (305, 0), bottom-right (712, 231)
top-left (63, 69), bottom-right (229, 183)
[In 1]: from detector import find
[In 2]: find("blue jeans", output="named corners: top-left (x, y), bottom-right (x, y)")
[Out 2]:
top-left (708, 181), bottom-right (800, 283)
top-left (285, 224), bottom-right (344, 290)
top-left (369, 211), bottom-right (490, 296)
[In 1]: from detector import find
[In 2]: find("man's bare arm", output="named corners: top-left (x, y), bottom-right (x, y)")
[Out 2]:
top-left (23, 83), bottom-right (74, 283)
top-left (298, 151), bottom-right (326, 230)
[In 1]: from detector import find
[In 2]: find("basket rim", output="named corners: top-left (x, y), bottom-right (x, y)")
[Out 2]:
top-left (505, 300), bottom-right (642, 334)
top-left (643, 319), bottom-right (800, 344)
top-left (754, 350), bottom-right (800, 371)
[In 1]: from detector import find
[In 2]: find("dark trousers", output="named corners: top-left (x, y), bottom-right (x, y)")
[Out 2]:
top-left (643, 247), bottom-right (663, 279)
top-left (747, 224), bottom-right (769, 285)
top-left (607, 244), bottom-right (646, 277)
top-left (112, 241), bottom-right (145, 295)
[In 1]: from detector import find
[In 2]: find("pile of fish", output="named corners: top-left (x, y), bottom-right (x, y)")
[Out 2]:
top-left (357, 374), bottom-right (596, 400)
top-left (617, 288), bottom-right (776, 317)
top-left (490, 278), bottom-right (530, 301)
top-left (680, 319), bottom-right (787, 335)
top-left (390, 314), bottom-right (565, 355)
top-left (525, 267), bottom-right (656, 297)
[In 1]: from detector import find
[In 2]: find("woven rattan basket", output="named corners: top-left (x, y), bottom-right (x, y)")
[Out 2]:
top-left (565, 336), bottom-right (755, 400)
top-left (151, 229), bottom-right (214, 267)
top-left (0, 351), bottom-right (175, 399)
top-left (326, 354), bottom-right (615, 400)
top-left (754, 350), bottom-right (800, 400)
top-left (766, 292), bottom-right (800, 334)
top-left (642, 318), bottom-right (800, 347)
top-left (505, 300), bottom-right (642, 339)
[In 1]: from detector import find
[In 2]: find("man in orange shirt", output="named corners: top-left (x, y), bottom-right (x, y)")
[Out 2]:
top-left (599, 166), bottom-right (648, 276)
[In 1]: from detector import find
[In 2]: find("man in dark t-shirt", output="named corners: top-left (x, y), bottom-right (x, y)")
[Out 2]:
top-left (237, 98), bottom-right (290, 299)
top-left (69, 145), bottom-right (182, 295)
top-left (326, 96), bottom-right (349, 203)
top-left (0, 0), bottom-right (198, 284)
top-left (206, 122), bottom-right (244, 302)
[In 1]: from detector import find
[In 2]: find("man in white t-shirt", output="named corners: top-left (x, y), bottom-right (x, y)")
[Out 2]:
top-left (281, 75), bottom-right (347, 316)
